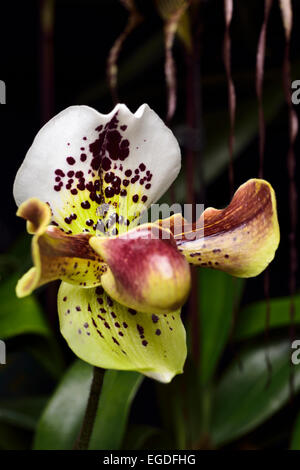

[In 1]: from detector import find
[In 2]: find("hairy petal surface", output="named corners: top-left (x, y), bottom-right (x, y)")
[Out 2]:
top-left (58, 282), bottom-right (186, 383)
top-left (90, 224), bottom-right (191, 315)
top-left (160, 179), bottom-right (280, 278)
top-left (13, 104), bottom-right (181, 236)
top-left (16, 198), bottom-right (106, 297)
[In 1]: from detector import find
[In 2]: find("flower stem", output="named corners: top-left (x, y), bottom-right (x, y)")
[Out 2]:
top-left (73, 367), bottom-right (104, 450)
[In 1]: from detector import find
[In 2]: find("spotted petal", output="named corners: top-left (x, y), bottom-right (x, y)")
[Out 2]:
top-left (89, 224), bottom-right (191, 315)
top-left (160, 179), bottom-right (280, 278)
top-left (58, 282), bottom-right (186, 383)
top-left (13, 104), bottom-right (181, 236)
top-left (16, 198), bottom-right (106, 297)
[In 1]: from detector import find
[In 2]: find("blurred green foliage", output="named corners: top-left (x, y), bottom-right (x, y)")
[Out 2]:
top-left (33, 361), bottom-right (142, 450)
top-left (291, 411), bottom-right (300, 450)
top-left (211, 339), bottom-right (300, 447)
top-left (236, 295), bottom-right (300, 340)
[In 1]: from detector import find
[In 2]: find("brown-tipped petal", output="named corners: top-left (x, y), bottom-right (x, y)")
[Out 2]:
top-left (17, 197), bottom-right (52, 235)
top-left (16, 198), bottom-right (106, 297)
top-left (89, 224), bottom-right (191, 315)
top-left (159, 179), bottom-right (280, 278)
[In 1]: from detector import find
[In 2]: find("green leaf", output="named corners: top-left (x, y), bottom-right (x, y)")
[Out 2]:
top-left (0, 235), bottom-right (31, 280)
top-left (0, 274), bottom-right (50, 340)
top-left (0, 396), bottom-right (48, 431)
top-left (0, 272), bottom-right (64, 379)
top-left (89, 370), bottom-right (143, 450)
top-left (0, 243), bottom-right (65, 378)
top-left (197, 270), bottom-right (244, 384)
top-left (34, 360), bottom-right (93, 450)
top-left (290, 409), bottom-right (300, 450)
top-left (211, 339), bottom-right (300, 447)
top-left (235, 295), bottom-right (300, 341)
top-left (34, 361), bottom-right (142, 450)
top-left (26, 338), bottom-right (65, 380)
top-left (156, 370), bottom-right (200, 449)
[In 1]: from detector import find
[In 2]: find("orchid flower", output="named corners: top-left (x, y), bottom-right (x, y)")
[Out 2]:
top-left (13, 104), bottom-right (280, 383)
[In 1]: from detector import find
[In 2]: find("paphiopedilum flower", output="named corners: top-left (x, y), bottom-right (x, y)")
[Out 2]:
top-left (13, 104), bottom-right (280, 382)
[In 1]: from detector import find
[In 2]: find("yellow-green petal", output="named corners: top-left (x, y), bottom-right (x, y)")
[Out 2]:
top-left (58, 282), bottom-right (187, 383)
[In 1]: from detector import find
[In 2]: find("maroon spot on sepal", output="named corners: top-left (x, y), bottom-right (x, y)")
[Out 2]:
top-left (128, 308), bottom-right (137, 315)
top-left (81, 201), bottom-right (90, 209)
top-left (66, 157), bottom-right (76, 165)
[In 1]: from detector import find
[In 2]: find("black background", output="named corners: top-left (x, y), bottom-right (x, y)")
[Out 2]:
top-left (1, 0), bottom-right (300, 448)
